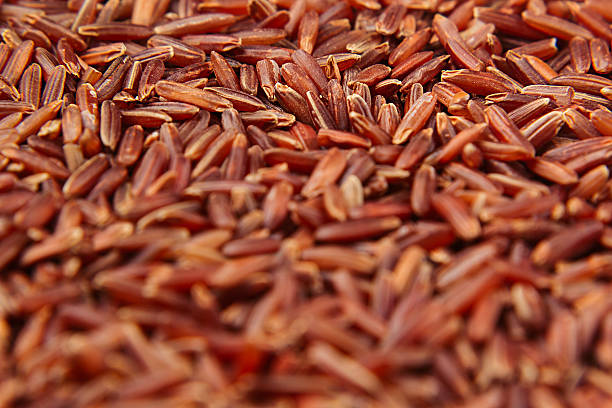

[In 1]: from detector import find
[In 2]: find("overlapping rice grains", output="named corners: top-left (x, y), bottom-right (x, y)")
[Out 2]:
top-left (2, 0), bottom-right (612, 406)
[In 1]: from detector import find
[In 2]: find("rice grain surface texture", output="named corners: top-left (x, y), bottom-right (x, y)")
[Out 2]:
top-left (3, 0), bottom-right (612, 406)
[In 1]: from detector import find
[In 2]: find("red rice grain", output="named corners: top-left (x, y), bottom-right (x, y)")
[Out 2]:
top-left (0, 1), bottom-right (611, 406)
